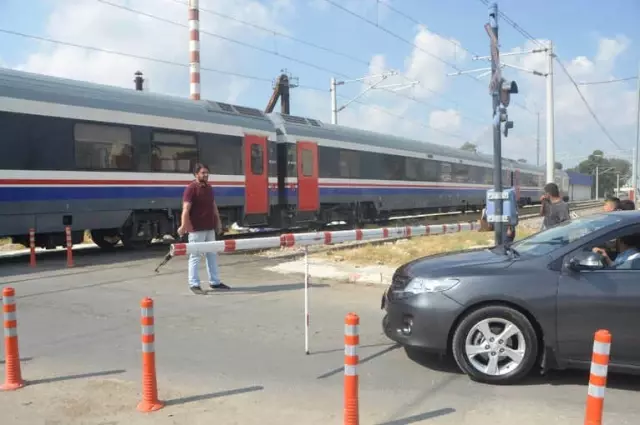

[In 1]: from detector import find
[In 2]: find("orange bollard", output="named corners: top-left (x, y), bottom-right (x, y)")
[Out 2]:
top-left (65, 226), bottom-right (74, 267)
top-left (137, 297), bottom-right (164, 412)
top-left (29, 228), bottom-right (36, 268)
top-left (344, 312), bottom-right (359, 425)
top-left (1, 287), bottom-right (25, 391)
top-left (584, 329), bottom-right (611, 425)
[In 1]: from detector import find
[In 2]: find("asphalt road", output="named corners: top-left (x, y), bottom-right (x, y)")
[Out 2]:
top-left (1, 250), bottom-right (639, 424)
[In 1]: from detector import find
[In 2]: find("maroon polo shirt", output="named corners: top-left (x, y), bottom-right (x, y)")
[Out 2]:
top-left (182, 181), bottom-right (217, 232)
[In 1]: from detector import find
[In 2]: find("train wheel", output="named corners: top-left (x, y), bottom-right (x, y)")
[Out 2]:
top-left (90, 229), bottom-right (120, 251)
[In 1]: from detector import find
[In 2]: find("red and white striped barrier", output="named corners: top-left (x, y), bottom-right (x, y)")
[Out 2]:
top-left (169, 222), bottom-right (480, 256)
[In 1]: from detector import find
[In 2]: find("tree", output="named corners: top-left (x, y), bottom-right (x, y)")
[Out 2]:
top-left (555, 162), bottom-right (563, 170)
top-left (517, 158), bottom-right (527, 163)
top-left (568, 149), bottom-right (631, 198)
top-left (460, 142), bottom-right (478, 153)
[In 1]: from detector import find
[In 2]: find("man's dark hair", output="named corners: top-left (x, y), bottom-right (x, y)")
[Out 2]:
top-left (605, 196), bottom-right (621, 210)
top-left (619, 199), bottom-right (635, 210)
top-left (544, 182), bottom-right (560, 197)
top-left (193, 162), bottom-right (209, 174)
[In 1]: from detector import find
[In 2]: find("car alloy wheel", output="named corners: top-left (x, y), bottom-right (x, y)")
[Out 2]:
top-left (452, 306), bottom-right (538, 384)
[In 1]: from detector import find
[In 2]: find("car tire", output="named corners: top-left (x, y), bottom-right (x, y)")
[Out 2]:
top-left (451, 305), bottom-right (538, 385)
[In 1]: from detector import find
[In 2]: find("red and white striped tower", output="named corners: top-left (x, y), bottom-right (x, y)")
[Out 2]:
top-left (188, 0), bottom-right (201, 100)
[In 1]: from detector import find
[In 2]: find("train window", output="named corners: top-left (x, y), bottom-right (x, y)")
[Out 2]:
top-left (151, 132), bottom-right (197, 173)
top-left (339, 150), bottom-right (359, 178)
top-left (452, 163), bottom-right (469, 183)
top-left (383, 155), bottom-right (404, 180)
top-left (405, 157), bottom-right (421, 181)
top-left (74, 122), bottom-right (133, 170)
top-left (422, 159), bottom-right (438, 182)
top-left (301, 148), bottom-right (313, 177)
top-left (250, 143), bottom-right (263, 175)
top-left (440, 162), bottom-right (452, 182)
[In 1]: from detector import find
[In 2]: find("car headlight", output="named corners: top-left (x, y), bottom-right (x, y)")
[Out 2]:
top-left (404, 277), bottom-right (460, 294)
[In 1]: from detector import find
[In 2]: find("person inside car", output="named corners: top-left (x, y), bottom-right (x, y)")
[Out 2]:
top-left (603, 196), bottom-right (621, 212)
top-left (592, 233), bottom-right (640, 269)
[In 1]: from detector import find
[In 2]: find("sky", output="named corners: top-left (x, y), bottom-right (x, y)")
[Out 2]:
top-left (0, 0), bottom-right (638, 170)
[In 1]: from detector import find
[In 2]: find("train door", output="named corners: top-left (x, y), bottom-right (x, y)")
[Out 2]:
top-left (514, 169), bottom-right (521, 201)
top-left (296, 141), bottom-right (319, 212)
top-left (243, 134), bottom-right (269, 215)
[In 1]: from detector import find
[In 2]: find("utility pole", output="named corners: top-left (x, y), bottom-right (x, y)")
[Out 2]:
top-left (329, 72), bottom-right (418, 124)
top-left (634, 62), bottom-right (640, 207)
top-left (545, 41), bottom-right (555, 184)
top-left (536, 112), bottom-right (540, 167)
top-left (595, 165), bottom-right (599, 200)
top-left (488, 3), bottom-right (504, 245)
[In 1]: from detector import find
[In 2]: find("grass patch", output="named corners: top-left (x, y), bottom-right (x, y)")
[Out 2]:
top-left (316, 228), bottom-right (537, 268)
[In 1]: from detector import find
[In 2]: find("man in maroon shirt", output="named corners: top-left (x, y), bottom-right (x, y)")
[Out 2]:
top-left (178, 163), bottom-right (230, 293)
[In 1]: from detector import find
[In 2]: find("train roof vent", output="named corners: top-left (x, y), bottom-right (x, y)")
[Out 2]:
top-left (234, 105), bottom-right (265, 118)
top-left (307, 118), bottom-right (322, 127)
top-left (216, 102), bottom-right (236, 113)
top-left (281, 114), bottom-right (311, 126)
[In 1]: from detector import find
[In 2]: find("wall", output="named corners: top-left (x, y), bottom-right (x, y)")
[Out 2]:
top-left (569, 184), bottom-right (592, 201)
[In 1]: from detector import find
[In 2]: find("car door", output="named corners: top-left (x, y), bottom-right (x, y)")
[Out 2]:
top-left (556, 223), bottom-right (640, 366)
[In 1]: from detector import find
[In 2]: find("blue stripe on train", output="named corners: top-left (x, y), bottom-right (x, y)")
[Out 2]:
top-left (0, 186), bottom-right (540, 202)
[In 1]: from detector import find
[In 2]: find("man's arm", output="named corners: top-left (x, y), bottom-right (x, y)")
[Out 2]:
top-left (213, 199), bottom-right (221, 233)
top-left (181, 202), bottom-right (192, 230)
top-left (179, 185), bottom-right (194, 235)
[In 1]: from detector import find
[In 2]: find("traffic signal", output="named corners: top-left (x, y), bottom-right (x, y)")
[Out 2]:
top-left (499, 79), bottom-right (518, 107)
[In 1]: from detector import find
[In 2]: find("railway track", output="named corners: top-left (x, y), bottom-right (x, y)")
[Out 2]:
top-left (0, 200), bottom-right (602, 267)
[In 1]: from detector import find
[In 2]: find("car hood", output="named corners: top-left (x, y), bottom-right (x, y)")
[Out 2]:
top-left (396, 247), bottom-right (514, 277)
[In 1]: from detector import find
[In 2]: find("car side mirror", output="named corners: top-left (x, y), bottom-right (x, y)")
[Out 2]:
top-left (568, 252), bottom-right (605, 271)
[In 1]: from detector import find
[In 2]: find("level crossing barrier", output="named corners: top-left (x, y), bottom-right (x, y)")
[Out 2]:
top-left (169, 222), bottom-right (479, 353)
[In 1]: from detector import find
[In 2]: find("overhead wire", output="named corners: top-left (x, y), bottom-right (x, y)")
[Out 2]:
top-left (155, 0), bottom-right (492, 127)
top-left (0, 27), bottom-right (465, 142)
top-left (578, 76), bottom-right (638, 86)
top-left (553, 56), bottom-right (623, 150)
top-left (167, 0), bottom-right (372, 68)
top-left (92, 0), bottom-right (469, 140)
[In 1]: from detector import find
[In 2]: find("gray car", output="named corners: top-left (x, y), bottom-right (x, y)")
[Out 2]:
top-left (381, 211), bottom-right (640, 384)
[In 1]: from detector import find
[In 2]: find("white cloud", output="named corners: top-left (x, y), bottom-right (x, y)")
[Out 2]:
top-left (499, 35), bottom-right (637, 168)
top-left (429, 109), bottom-right (461, 131)
top-left (16, 0), bottom-right (293, 102)
top-left (296, 24), bottom-right (469, 146)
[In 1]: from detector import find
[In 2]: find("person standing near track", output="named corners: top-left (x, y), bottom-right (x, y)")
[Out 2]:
top-left (177, 163), bottom-right (230, 294)
top-left (539, 182), bottom-right (570, 231)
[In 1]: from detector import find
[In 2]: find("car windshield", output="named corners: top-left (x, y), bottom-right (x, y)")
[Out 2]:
top-left (510, 214), bottom-right (623, 257)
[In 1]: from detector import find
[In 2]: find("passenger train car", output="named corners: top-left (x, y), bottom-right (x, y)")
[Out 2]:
top-left (0, 68), bottom-right (569, 250)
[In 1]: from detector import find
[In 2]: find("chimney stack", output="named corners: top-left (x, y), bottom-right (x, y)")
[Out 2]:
top-left (134, 71), bottom-right (144, 91)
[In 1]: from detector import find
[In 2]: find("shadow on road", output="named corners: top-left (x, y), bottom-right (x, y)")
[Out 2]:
top-left (317, 343), bottom-right (401, 379)
top-left (0, 356), bottom-right (33, 365)
top-left (405, 347), bottom-right (640, 391)
top-left (165, 385), bottom-right (264, 406)
top-left (0, 244), bottom-right (171, 281)
top-left (376, 407), bottom-right (456, 425)
top-left (27, 369), bottom-right (126, 385)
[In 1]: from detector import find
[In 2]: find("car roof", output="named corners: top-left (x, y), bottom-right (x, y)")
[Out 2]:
top-left (593, 210), bottom-right (640, 224)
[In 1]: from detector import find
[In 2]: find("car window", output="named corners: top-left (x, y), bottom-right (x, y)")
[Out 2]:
top-left (511, 214), bottom-right (623, 257)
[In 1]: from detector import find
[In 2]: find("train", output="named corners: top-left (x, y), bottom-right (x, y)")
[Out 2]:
top-left (0, 67), bottom-right (569, 250)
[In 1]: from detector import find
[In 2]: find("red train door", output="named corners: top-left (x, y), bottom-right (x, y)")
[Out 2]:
top-left (296, 141), bottom-right (319, 212)
top-left (243, 134), bottom-right (269, 215)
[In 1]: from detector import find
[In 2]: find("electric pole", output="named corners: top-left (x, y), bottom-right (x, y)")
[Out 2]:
top-left (545, 41), bottom-right (555, 184)
top-left (488, 3), bottom-right (504, 245)
top-left (536, 112), bottom-right (540, 167)
top-left (634, 62), bottom-right (640, 207)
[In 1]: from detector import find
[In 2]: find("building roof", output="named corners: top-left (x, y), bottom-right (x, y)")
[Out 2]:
top-left (567, 170), bottom-right (594, 187)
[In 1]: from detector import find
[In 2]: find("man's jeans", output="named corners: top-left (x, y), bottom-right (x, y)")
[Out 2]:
top-left (187, 230), bottom-right (220, 288)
